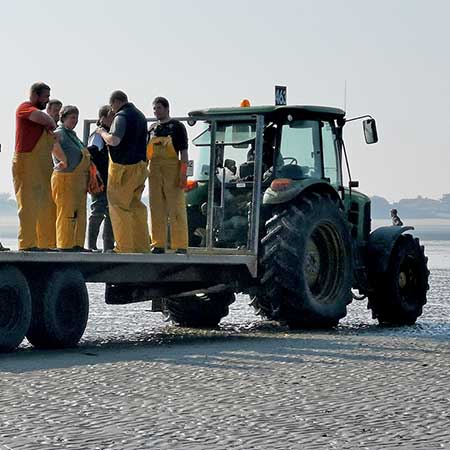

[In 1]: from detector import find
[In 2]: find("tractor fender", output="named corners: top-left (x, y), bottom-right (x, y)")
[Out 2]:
top-left (263, 179), bottom-right (342, 206)
top-left (368, 225), bottom-right (414, 274)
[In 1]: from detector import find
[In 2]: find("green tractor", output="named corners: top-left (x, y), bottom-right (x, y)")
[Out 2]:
top-left (172, 103), bottom-right (430, 328)
top-left (0, 103), bottom-right (430, 353)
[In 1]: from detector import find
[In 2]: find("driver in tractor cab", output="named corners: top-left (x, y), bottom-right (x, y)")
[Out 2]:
top-left (240, 126), bottom-right (282, 182)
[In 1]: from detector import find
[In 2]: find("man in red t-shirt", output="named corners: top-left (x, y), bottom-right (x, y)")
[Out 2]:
top-left (13, 82), bottom-right (59, 251)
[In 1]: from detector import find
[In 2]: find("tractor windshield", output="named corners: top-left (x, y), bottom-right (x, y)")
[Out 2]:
top-left (191, 122), bottom-right (256, 180)
top-left (193, 122), bottom-right (256, 146)
top-left (278, 120), bottom-right (322, 179)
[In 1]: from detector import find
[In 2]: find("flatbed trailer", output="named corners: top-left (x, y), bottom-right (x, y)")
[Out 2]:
top-left (0, 250), bottom-right (257, 352)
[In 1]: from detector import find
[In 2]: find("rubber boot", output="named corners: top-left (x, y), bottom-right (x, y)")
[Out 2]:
top-left (87, 215), bottom-right (102, 250)
top-left (102, 214), bottom-right (114, 251)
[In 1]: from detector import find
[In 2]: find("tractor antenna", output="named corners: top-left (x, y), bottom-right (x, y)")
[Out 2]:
top-left (344, 80), bottom-right (347, 113)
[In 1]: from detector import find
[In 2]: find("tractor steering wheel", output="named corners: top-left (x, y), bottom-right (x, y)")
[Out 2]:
top-left (282, 157), bottom-right (298, 165)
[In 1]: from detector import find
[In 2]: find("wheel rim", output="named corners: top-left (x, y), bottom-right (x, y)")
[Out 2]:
top-left (0, 287), bottom-right (21, 330)
top-left (398, 255), bottom-right (419, 302)
top-left (305, 240), bottom-right (321, 287)
top-left (304, 221), bottom-right (345, 304)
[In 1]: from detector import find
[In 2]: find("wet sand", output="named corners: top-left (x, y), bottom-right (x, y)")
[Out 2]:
top-left (1, 244), bottom-right (450, 449)
top-left (1, 328), bottom-right (450, 449)
top-left (1, 288), bottom-right (450, 449)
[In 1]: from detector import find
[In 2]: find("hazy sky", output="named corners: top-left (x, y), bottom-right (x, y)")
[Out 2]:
top-left (1, 0), bottom-right (449, 202)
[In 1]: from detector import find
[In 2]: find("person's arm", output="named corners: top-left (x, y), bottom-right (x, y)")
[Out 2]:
top-left (97, 128), bottom-right (121, 146)
top-left (17, 103), bottom-right (56, 130)
top-left (28, 110), bottom-right (56, 130)
top-left (177, 123), bottom-right (189, 188)
top-left (96, 115), bottom-right (125, 147)
top-left (180, 149), bottom-right (188, 163)
top-left (52, 141), bottom-right (68, 170)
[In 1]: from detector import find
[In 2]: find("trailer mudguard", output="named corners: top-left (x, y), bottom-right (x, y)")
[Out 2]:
top-left (368, 225), bottom-right (414, 274)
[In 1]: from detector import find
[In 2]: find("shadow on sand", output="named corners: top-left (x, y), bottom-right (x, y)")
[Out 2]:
top-left (1, 320), bottom-right (441, 374)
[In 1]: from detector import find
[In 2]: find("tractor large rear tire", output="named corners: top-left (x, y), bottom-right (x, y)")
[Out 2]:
top-left (0, 266), bottom-right (31, 352)
top-left (165, 291), bottom-right (235, 328)
top-left (26, 269), bottom-right (89, 349)
top-left (368, 234), bottom-right (429, 325)
top-left (254, 192), bottom-right (353, 328)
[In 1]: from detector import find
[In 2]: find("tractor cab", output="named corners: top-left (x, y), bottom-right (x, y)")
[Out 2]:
top-left (185, 105), bottom-right (350, 251)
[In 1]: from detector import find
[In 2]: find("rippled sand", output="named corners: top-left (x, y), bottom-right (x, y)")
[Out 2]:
top-left (1, 238), bottom-right (450, 449)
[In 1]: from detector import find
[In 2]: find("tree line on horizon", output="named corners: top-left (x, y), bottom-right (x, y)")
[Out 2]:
top-left (371, 194), bottom-right (450, 219)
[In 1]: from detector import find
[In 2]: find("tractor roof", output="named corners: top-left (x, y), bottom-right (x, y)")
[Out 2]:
top-left (188, 105), bottom-right (346, 121)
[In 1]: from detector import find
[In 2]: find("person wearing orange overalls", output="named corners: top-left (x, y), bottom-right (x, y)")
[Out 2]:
top-left (147, 97), bottom-right (189, 254)
top-left (13, 82), bottom-right (66, 251)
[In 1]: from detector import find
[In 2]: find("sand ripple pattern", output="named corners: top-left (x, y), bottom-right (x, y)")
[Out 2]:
top-left (0, 269), bottom-right (449, 448)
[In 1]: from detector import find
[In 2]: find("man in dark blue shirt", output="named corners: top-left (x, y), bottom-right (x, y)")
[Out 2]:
top-left (96, 90), bottom-right (150, 253)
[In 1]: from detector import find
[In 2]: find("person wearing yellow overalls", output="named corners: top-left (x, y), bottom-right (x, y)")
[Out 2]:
top-left (96, 90), bottom-right (150, 253)
top-left (147, 97), bottom-right (189, 254)
top-left (51, 105), bottom-right (91, 251)
top-left (13, 82), bottom-right (65, 251)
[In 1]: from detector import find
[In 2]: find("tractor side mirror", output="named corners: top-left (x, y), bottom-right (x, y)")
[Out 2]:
top-left (363, 118), bottom-right (378, 144)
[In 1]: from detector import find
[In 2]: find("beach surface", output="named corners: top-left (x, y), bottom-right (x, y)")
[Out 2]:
top-left (1, 230), bottom-right (450, 449)
top-left (1, 292), bottom-right (450, 450)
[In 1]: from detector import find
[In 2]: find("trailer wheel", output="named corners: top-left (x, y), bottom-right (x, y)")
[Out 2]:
top-left (165, 291), bottom-right (235, 328)
top-left (254, 192), bottom-right (353, 328)
top-left (368, 234), bottom-right (429, 325)
top-left (26, 269), bottom-right (89, 349)
top-left (0, 266), bottom-right (31, 352)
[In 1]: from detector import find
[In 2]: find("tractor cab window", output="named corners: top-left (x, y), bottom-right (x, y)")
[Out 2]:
top-left (278, 120), bottom-right (322, 179)
top-left (192, 122), bottom-right (256, 183)
top-left (322, 122), bottom-right (340, 186)
top-left (191, 119), bottom-right (261, 251)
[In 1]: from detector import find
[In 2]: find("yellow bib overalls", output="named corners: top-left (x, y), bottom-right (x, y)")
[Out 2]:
top-left (107, 159), bottom-right (150, 253)
top-left (147, 136), bottom-right (188, 250)
top-left (51, 149), bottom-right (90, 249)
top-left (12, 130), bottom-right (57, 250)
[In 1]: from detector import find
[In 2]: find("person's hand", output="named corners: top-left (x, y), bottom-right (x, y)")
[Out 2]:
top-left (95, 126), bottom-right (104, 135)
top-left (179, 173), bottom-right (187, 189)
top-left (55, 160), bottom-right (67, 170)
top-left (179, 161), bottom-right (188, 189)
top-left (46, 118), bottom-right (57, 131)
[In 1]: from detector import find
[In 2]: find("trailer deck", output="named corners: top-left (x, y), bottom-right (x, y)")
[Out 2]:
top-left (0, 250), bottom-right (257, 283)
